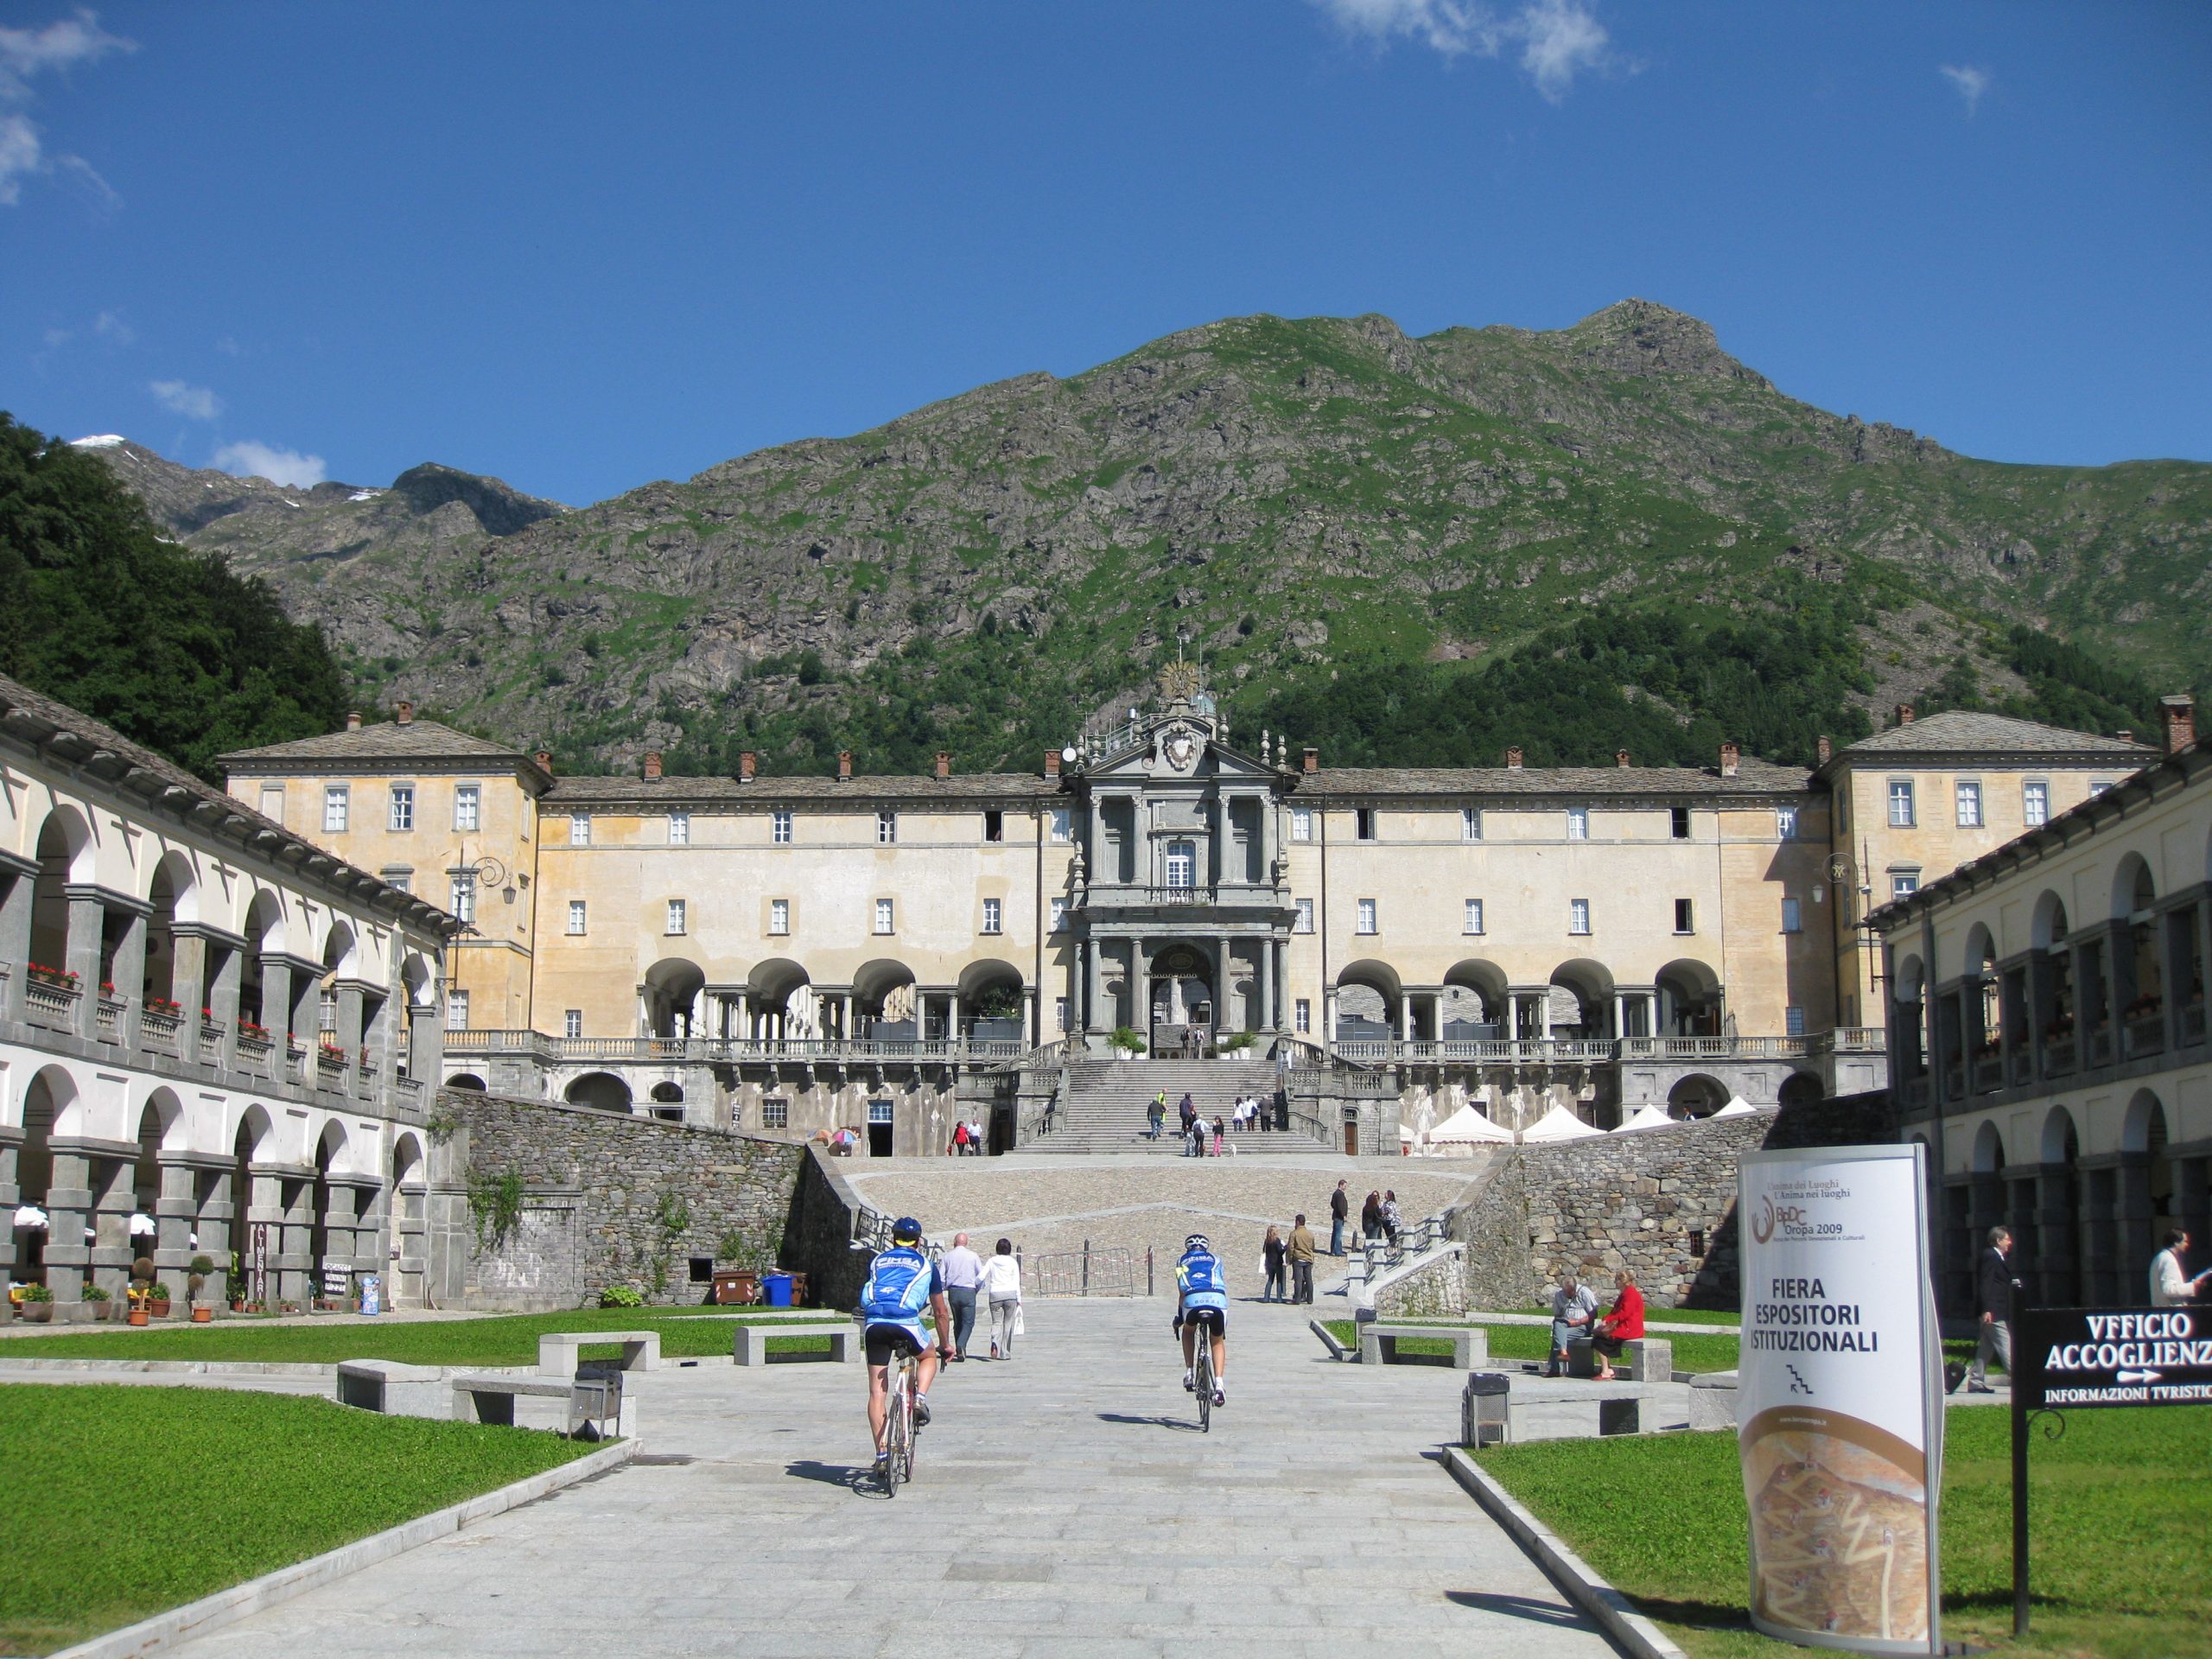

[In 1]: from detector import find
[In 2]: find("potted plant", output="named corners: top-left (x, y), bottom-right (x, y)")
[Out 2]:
top-left (188, 1255), bottom-right (215, 1321)
top-left (1111, 1025), bottom-right (1148, 1058)
top-left (82, 1284), bottom-right (113, 1321)
top-left (149, 1281), bottom-right (174, 1318)
top-left (17, 1284), bottom-right (54, 1323)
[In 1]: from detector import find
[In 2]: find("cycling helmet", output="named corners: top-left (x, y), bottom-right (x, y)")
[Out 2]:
top-left (1184, 1233), bottom-right (1211, 1255)
top-left (891, 1216), bottom-right (923, 1244)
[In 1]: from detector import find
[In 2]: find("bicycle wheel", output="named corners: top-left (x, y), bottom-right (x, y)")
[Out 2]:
top-left (899, 1383), bottom-right (917, 1484)
top-left (1196, 1343), bottom-right (1212, 1433)
top-left (884, 1376), bottom-right (909, 1495)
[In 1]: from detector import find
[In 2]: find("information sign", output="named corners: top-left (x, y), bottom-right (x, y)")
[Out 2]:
top-left (2013, 1306), bottom-right (2212, 1409)
top-left (1738, 1143), bottom-right (1944, 1656)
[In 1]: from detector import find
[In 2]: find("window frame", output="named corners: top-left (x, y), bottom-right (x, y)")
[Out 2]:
top-left (1355, 807), bottom-right (1376, 842)
top-left (1669, 806), bottom-right (1691, 841)
top-left (1291, 806), bottom-right (1313, 843)
top-left (666, 898), bottom-right (687, 937)
top-left (1569, 897), bottom-right (1592, 936)
top-left (981, 897), bottom-right (1002, 936)
top-left (1955, 779), bottom-right (1983, 829)
top-left (1356, 898), bottom-right (1377, 936)
top-left (453, 784), bottom-right (480, 832)
top-left (1463, 898), bottom-right (1484, 936)
top-left (761, 1098), bottom-right (790, 1130)
top-left (566, 899), bottom-right (588, 935)
top-left (388, 784), bottom-right (415, 833)
top-left (1164, 839), bottom-right (1197, 890)
top-left (874, 897), bottom-right (895, 936)
top-left (669, 811), bottom-right (690, 847)
top-left (1294, 898), bottom-right (1314, 935)
top-left (1567, 806), bottom-right (1589, 842)
top-left (564, 1008), bottom-right (583, 1040)
top-left (982, 809), bottom-right (1004, 843)
top-left (448, 870), bottom-right (476, 926)
top-left (1785, 1006), bottom-right (1807, 1038)
top-left (771, 808), bottom-right (793, 845)
top-left (323, 785), bottom-right (350, 834)
top-left (1887, 778), bottom-right (1916, 828)
top-left (769, 898), bottom-right (790, 936)
top-left (1048, 897), bottom-right (1067, 932)
top-left (1294, 998), bottom-right (1312, 1034)
top-left (1461, 806), bottom-right (1482, 842)
top-left (1776, 805), bottom-right (1798, 842)
top-left (876, 810), bottom-right (898, 845)
top-left (1889, 868), bottom-right (1920, 900)
top-left (1782, 896), bottom-right (1802, 934)
top-left (570, 814), bottom-right (591, 847)
top-left (445, 988), bottom-right (469, 1032)
top-left (1049, 807), bottom-right (1071, 844)
top-left (2022, 779), bottom-right (2050, 827)
top-left (1673, 898), bottom-right (1694, 935)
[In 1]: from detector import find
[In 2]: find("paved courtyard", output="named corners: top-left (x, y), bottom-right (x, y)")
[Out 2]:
top-left (161, 1295), bottom-right (1618, 1659)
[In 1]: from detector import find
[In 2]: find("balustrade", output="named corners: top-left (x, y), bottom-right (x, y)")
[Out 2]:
top-left (2123, 1009), bottom-right (2165, 1060)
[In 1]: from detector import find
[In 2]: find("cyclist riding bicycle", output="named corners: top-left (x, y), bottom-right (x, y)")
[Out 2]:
top-left (860, 1217), bottom-right (955, 1475)
top-left (1173, 1231), bottom-right (1229, 1408)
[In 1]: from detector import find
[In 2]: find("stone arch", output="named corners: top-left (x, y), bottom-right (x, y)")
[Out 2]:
top-left (2126, 1089), bottom-right (2178, 1239)
top-left (853, 958), bottom-right (918, 1037)
top-left (1667, 1072), bottom-right (1729, 1119)
top-left (1892, 953), bottom-right (1925, 1004)
top-left (442, 1072), bottom-right (486, 1092)
top-left (16, 1065), bottom-right (81, 1210)
top-left (643, 956), bottom-right (708, 1039)
top-left (143, 850), bottom-right (198, 1005)
top-left (321, 919), bottom-right (359, 982)
top-left (1442, 959), bottom-right (1508, 1032)
top-left (958, 957), bottom-right (1024, 1034)
top-left (2112, 852), bottom-right (2155, 921)
top-left (2039, 1103), bottom-right (2081, 1168)
top-left (2031, 891), bottom-right (2070, 951)
top-left (649, 1080), bottom-right (684, 1103)
top-left (29, 805), bottom-right (92, 972)
top-left (399, 951), bottom-right (435, 1008)
top-left (1777, 1071), bottom-right (1824, 1110)
top-left (240, 890), bottom-right (286, 1031)
top-left (1548, 957), bottom-right (1615, 1039)
top-left (2122, 1088), bottom-right (2168, 1156)
top-left (1336, 958), bottom-right (1402, 1039)
top-left (564, 1071), bottom-right (632, 1112)
top-left (1961, 922), bottom-right (1998, 982)
top-left (1972, 1119), bottom-right (2006, 1173)
top-left (231, 1103), bottom-right (276, 1166)
top-left (747, 957), bottom-right (810, 1039)
top-left (1655, 958), bottom-right (1722, 1037)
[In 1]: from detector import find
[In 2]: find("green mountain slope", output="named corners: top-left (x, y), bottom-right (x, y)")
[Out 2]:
top-left (88, 301), bottom-right (2212, 775)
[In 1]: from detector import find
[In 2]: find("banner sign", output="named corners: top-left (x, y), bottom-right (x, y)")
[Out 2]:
top-left (1738, 1143), bottom-right (1945, 1655)
top-left (2014, 1306), bottom-right (2212, 1410)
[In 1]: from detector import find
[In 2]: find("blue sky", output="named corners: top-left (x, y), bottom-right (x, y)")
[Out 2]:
top-left (4, 3), bottom-right (2209, 504)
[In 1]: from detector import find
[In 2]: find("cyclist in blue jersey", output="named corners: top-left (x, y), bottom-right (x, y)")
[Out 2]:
top-left (1173, 1232), bottom-right (1229, 1407)
top-left (860, 1217), bottom-right (955, 1474)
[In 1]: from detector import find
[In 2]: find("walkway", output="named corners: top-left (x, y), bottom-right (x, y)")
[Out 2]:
top-left (162, 1297), bottom-right (1618, 1659)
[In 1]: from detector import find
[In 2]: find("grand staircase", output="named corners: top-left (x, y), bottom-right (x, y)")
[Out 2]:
top-left (1027, 1058), bottom-right (1338, 1155)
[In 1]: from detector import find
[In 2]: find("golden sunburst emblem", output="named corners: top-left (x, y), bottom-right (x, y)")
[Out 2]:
top-left (1158, 660), bottom-right (1202, 701)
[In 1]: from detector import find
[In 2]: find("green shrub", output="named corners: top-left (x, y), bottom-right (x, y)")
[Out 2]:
top-left (599, 1286), bottom-right (644, 1308)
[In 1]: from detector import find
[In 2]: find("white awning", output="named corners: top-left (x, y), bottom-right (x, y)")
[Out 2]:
top-left (1713, 1095), bottom-right (1760, 1117)
top-left (1518, 1103), bottom-right (1602, 1142)
top-left (1615, 1104), bottom-right (1674, 1133)
top-left (1427, 1103), bottom-right (1516, 1144)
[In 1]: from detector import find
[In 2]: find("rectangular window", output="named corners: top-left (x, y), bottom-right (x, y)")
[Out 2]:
top-left (1888, 779), bottom-right (1915, 828)
top-left (1050, 807), bottom-right (1071, 844)
top-left (319, 991), bottom-right (337, 1034)
top-left (1567, 807), bottom-right (1589, 841)
top-left (446, 988), bottom-right (468, 1032)
top-left (770, 899), bottom-right (790, 935)
top-left (449, 872), bottom-right (475, 925)
top-left (388, 785), bottom-right (414, 832)
top-left (1956, 779), bottom-right (1982, 828)
top-left (2023, 780), bottom-right (2049, 826)
top-left (982, 897), bottom-right (1001, 935)
top-left (983, 810), bottom-right (1003, 843)
top-left (385, 869), bottom-right (411, 894)
top-left (666, 899), bottom-right (687, 936)
top-left (1461, 806), bottom-right (1482, 842)
top-left (1055, 995), bottom-right (1069, 1033)
top-left (876, 810), bottom-right (897, 845)
top-left (770, 808), bottom-right (792, 844)
top-left (1782, 897), bottom-right (1802, 934)
top-left (868, 1099), bottom-right (893, 1126)
top-left (1674, 898), bottom-right (1694, 934)
top-left (1291, 807), bottom-right (1313, 843)
top-left (1891, 870), bottom-right (1919, 900)
top-left (1570, 898), bottom-right (1592, 936)
top-left (1670, 806), bottom-right (1691, 840)
top-left (669, 812), bottom-right (689, 846)
top-left (1049, 898), bottom-right (1066, 932)
top-left (2088, 779), bottom-right (2114, 798)
top-left (1295, 998), bottom-right (1312, 1035)
top-left (567, 899), bottom-right (587, 935)
top-left (1785, 1006), bottom-right (1807, 1038)
top-left (570, 815), bottom-right (591, 847)
top-left (1464, 899), bottom-right (1484, 935)
top-left (762, 1098), bottom-right (790, 1130)
top-left (1355, 808), bottom-right (1376, 842)
top-left (874, 898), bottom-right (894, 935)
top-left (258, 784), bottom-right (284, 825)
top-left (1776, 805), bottom-right (1798, 842)
top-left (1294, 898), bottom-right (1314, 934)
top-left (324, 785), bottom-right (349, 834)
top-left (564, 1008), bottom-right (582, 1039)
top-left (1356, 898), bottom-right (1377, 935)
top-left (454, 785), bottom-right (480, 832)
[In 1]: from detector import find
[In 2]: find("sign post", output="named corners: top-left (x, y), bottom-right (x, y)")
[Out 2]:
top-left (1738, 1143), bottom-right (1945, 1655)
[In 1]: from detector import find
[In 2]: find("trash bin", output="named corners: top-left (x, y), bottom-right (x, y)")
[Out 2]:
top-left (761, 1271), bottom-right (793, 1307)
top-left (711, 1269), bottom-right (757, 1306)
top-left (1462, 1371), bottom-right (1510, 1447)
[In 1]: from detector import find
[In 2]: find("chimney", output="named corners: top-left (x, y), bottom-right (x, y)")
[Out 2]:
top-left (1894, 702), bottom-right (1914, 726)
top-left (534, 748), bottom-right (554, 775)
top-left (934, 750), bottom-right (951, 780)
top-left (2162, 694), bottom-right (2196, 755)
top-left (643, 751), bottom-right (663, 781)
top-left (1615, 748), bottom-right (1630, 768)
top-left (838, 750), bottom-right (854, 782)
top-left (1505, 746), bottom-right (1523, 771)
top-left (345, 711), bottom-right (362, 732)
top-left (1301, 746), bottom-right (1319, 774)
top-left (738, 750), bottom-right (757, 782)
top-left (395, 700), bottom-right (415, 726)
top-left (2114, 729), bottom-right (2132, 746)
top-left (1043, 749), bottom-right (1060, 779)
top-left (1816, 734), bottom-right (1833, 766)
top-left (1719, 741), bottom-right (1740, 779)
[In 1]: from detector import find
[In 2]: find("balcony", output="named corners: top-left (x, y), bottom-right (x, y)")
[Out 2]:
top-left (2087, 1025), bottom-right (2114, 1067)
top-left (2123, 1008), bottom-right (2166, 1061)
top-left (1075, 882), bottom-right (1284, 913)
top-left (140, 1007), bottom-right (182, 1058)
top-left (2044, 1036), bottom-right (2076, 1078)
top-left (2007, 1047), bottom-right (2033, 1087)
top-left (442, 1029), bottom-right (1037, 1068)
top-left (1971, 1054), bottom-right (2004, 1095)
top-left (24, 975), bottom-right (80, 1033)
top-left (95, 995), bottom-right (124, 1043)
top-left (2184, 1002), bottom-right (2207, 1047)
top-left (1899, 1076), bottom-right (1931, 1112)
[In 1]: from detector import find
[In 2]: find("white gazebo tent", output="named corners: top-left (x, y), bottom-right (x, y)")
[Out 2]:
top-left (1713, 1095), bottom-right (1760, 1118)
top-left (1428, 1103), bottom-right (1516, 1147)
top-left (1615, 1103), bottom-right (1674, 1133)
top-left (1518, 1103), bottom-right (1603, 1143)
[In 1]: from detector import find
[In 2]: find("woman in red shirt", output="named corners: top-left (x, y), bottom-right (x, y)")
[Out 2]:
top-left (1592, 1269), bottom-right (1645, 1381)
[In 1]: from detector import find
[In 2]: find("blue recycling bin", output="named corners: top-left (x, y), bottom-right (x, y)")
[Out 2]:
top-left (761, 1272), bottom-right (793, 1307)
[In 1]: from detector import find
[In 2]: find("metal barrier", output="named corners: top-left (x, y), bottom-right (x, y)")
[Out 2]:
top-left (1022, 1243), bottom-right (1144, 1298)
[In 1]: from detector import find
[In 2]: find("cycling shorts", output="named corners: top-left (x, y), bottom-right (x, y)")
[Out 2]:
top-left (864, 1322), bottom-right (928, 1367)
top-left (1173, 1306), bottom-right (1227, 1336)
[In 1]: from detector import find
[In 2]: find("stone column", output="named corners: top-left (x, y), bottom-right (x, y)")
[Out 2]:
top-left (335, 982), bottom-right (365, 1061)
top-left (111, 907), bottom-right (149, 1050)
top-left (407, 1001), bottom-right (439, 1080)
top-left (258, 957), bottom-right (293, 1053)
top-left (195, 1165), bottom-right (235, 1301)
top-left (1083, 940), bottom-right (1102, 1035)
top-left (208, 944), bottom-right (243, 1070)
top-left (276, 1171), bottom-right (314, 1306)
top-left (66, 892), bottom-right (105, 1039)
top-left (0, 1128), bottom-right (21, 1309)
top-left (1258, 937), bottom-right (1274, 1033)
top-left (171, 932), bottom-right (208, 1058)
top-left (89, 1153), bottom-right (137, 1300)
top-left (41, 1147), bottom-right (94, 1306)
top-left (0, 858), bottom-right (35, 1023)
top-left (318, 1179), bottom-right (360, 1300)
top-left (154, 1154), bottom-right (198, 1284)
top-left (1133, 941), bottom-right (1151, 1043)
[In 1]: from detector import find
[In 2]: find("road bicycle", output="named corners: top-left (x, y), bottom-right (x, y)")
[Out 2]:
top-left (1193, 1322), bottom-right (1216, 1433)
top-left (880, 1344), bottom-right (926, 1495)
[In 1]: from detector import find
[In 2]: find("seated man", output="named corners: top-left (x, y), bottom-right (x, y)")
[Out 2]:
top-left (1590, 1268), bottom-right (1645, 1380)
top-left (1546, 1272), bottom-right (1599, 1377)
top-left (1173, 1231), bottom-right (1230, 1408)
top-left (860, 1216), bottom-right (954, 1475)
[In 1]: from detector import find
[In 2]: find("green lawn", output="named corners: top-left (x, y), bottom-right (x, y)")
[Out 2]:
top-left (1325, 1318), bottom-right (1745, 1374)
top-left (1497, 1304), bottom-right (1744, 1327)
top-left (0, 1384), bottom-right (595, 1656)
top-left (0, 1306), bottom-right (837, 1367)
top-left (1472, 1408), bottom-right (2212, 1659)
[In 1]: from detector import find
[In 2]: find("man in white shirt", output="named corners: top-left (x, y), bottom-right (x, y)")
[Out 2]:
top-left (940, 1232), bottom-right (984, 1359)
top-left (2151, 1229), bottom-right (2209, 1306)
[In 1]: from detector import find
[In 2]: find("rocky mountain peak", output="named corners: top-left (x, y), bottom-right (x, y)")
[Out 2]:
top-left (1561, 297), bottom-right (1768, 385)
top-left (389, 463), bottom-right (566, 537)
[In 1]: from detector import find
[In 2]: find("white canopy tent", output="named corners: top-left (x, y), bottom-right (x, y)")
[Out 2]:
top-left (1518, 1103), bottom-right (1603, 1143)
top-left (1428, 1103), bottom-right (1516, 1145)
top-left (1713, 1095), bottom-right (1760, 1118)
top-left (1615, 1103), bottom-right (1674, 1133)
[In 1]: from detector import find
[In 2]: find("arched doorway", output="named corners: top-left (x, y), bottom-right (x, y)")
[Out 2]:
top-left (960, 958), bottom-right (1025, 1043)
top-left (1656, 959), bottom-right (1723, 1037)
top-left (644, 957), bottom-right (707, 1040)
top-left (853, 959), bottom-right (918, 1041)
top-left (1148, 944), bottom-right (1215, 1046)
top-left (389, 1135), bottom-right (426, 1307)
top-left (1335, 959), bottom-right (1401, 1045)
top-left (1548, 959), bottom-right (1615, 1040)
top-left (1442, 960), bottom-right (1507, 1039)
top-left (443, 1073), bottom-right (486, 1092)
top-left (564, 1072), bottom-right (632, 1112)
top-left (747, 959), bottom-right (810, 1041)
top-left (1667, 1073), bottom-right (1728, 1119)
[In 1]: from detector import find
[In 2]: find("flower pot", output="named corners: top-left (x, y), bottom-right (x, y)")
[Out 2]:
top-left (127, 1309), bottom-right (149, 1326)
top-left (191, 1306), bottom-right (213, 1323)
top-left (90, 1301), bottom-right (114, 1321)
top-left (20, 1303), bottom-right (53, 1323)
top-left (149, 1299), bottom-right (172, 1319)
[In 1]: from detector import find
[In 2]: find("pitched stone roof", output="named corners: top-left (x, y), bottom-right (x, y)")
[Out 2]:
top-left (545, 772), bottom-right (1058, 807)
top-left (1300, 759), bottom-right (1811, 798)
top-left (1835, 709), bottom-right (2153, 760)
top-left (219, 718), bottom-right (531, 768)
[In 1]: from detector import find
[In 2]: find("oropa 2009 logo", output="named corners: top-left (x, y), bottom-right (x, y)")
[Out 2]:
top-left (1751, 1193), bottom-right (1808, 1244)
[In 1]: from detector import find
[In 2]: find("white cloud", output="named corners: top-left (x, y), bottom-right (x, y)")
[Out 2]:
top-left (0, 10), bottom-right (132, 89)
top-left (0, 111), bottom-right (40, 205)
top-left (0, 10), bottom-right (132, 208)
top-left (149, 379), bottom-right (222, 421)
top-left (214, 440), bottom-right (327, 489)
top-left (1313, 0), bottom-right (1612, 100)
top-left (93, 308), bottom-right (130, 344)
top-left (1941, 63), bottom-right (1991, 115)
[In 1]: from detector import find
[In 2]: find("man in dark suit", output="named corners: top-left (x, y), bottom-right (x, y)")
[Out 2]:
top-left (1967, 1225), bottom-right (2019, 1394)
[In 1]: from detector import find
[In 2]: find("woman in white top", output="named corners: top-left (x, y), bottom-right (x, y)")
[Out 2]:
top-left (980, 1236), bottom-right (1024, 1358)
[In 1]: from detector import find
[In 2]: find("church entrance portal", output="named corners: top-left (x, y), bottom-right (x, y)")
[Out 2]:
top-left (1149, 943), bottom-right (1214, 1056)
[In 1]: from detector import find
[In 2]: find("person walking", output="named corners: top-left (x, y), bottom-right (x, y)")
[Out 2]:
top-left (941, 1232), bottom-right (984, 1360)
top-left (1262, 1225), bottom-right (1288, 1302)
top-left (950, 1120), bottom-right (969, 1158)
top-left (1211, 1114), bottom-right (1225, 1157)
top-left (1287, 1214), bottom-right (1317, 1304)
top-left (1329, 1179), bottom-right (1351, 1256)
top-left (2152, 1228), bottom-right (2209, 1305)
top-left (980, 1237), bottom-right (1023, 1358)
top-left (1967, 1224), bottom-right (2020, 1392)
top-left (1147, 1091), bottom-right (1166, 1141)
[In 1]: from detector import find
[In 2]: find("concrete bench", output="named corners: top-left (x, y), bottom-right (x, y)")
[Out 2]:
top-left (1687, 1370), bottom-right (1738, 1430)
top-left (1359, 1322), bottom-right (1489, 1369)
top-left (733, 1319), bottom-right (859, 1366)
top-left (1503, 1378), bottom-right (1668, 1440)
top-left (538, 1329), bottom-right (661, 1377)
top-left (335, 1359), bottom-right (447, 1420)
top-left (451, 1372), bottom-right (632, 1439)
top-left (1565, 1336), bottom-right (1673, 1382)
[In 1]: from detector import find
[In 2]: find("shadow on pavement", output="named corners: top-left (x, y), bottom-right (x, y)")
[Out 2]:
top-left (1442, 1591), bottom-right (1593, 1628)
top-left (1096, 1411), bottom-right (1204, 1433)
top-left (785, 1458), bottom-right (887, 1497)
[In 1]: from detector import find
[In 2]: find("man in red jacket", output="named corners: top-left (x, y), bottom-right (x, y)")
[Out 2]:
top-left (1591, 1269), bottom-right (1645, 1381)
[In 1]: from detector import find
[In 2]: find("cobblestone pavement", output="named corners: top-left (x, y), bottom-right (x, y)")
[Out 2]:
top-left (164, 1295), bottom-right (1618, 1659)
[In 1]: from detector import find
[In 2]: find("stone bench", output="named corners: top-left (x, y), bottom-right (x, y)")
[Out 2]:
top-left (335, 1359), bottom-right (447, 1419)
top-left (1687, 1370), bottom-right (1738, 1431)
top-left (1359, 1322), bottom-right (1488, 1369)
top-left (1504, 1378), bottom-right (1668, 1440)
top-left (451, 1372), bottom-right (632, 1439)
top-left (1565, 1336), bottom-right (1673, 1382)
top-left (733, 1319), bottom-right (859, 1366)
top-left (538, 1329), bottom-right (661, 1377)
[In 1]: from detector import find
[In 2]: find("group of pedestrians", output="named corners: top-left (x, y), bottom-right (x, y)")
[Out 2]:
top-left (947, 1119), bottom-right (988, 1156)
top-left (1259, 1216), bottom-right (1318, 1303)
top-left (925, 1231), bottom-right (1027, 1363)
top-left (1142, 1088), bottom-right (1290, 1151)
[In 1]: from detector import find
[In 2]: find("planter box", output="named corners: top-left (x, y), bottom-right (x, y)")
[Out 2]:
top-left (17, 1302), bottom-right (54, 1323)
